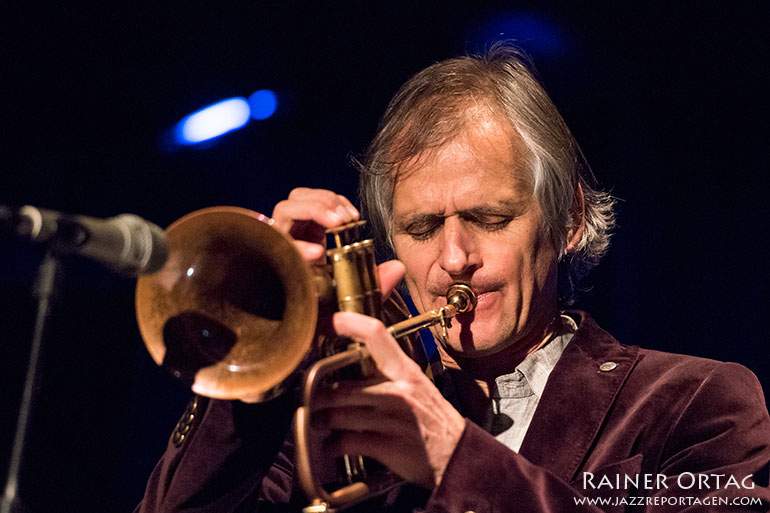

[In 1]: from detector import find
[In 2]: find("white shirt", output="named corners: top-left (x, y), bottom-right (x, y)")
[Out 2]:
top-left (483, 314), bottom-right (577, 452)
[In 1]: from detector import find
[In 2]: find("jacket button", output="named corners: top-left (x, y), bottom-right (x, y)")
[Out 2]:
top-left (173, 396), bottom-right (200, 447)
top-left (599, 361), bottom-right (617, 372)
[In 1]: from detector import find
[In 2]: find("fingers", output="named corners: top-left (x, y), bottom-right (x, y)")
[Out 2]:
top-left (288, 187), bottom-right (359, 216)
top-left (271, 188), bottom-right (359, 266)
top-left (313, 404), bottom-right (408, 434)
top-left (313, 379), bottom-right (411, 410)
top-left (293, 239), bottom-right (325, 261)
top-left (322, 430), bottom-right (434, 489)
top-left (332, 312), bottom-right (422, 382)
top-left (271, 188), bottom-right (359, 236)
top-left (324, 429), bottom-right (423, 463)
top-left (315, 311), bottom-right (464, 490)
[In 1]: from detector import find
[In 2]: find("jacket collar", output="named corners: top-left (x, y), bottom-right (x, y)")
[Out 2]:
top-left (517, 311), bottom-right (640, 482)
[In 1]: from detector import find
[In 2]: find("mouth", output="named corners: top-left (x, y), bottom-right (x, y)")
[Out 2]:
top-left (466, 289), bottom-right (500, 313)
top-left (474, 290), bottom-right (497, 303)
top-left (450, 290), bottom-right (500, 327)
top-left (430, 287), bottom-right (501, 310)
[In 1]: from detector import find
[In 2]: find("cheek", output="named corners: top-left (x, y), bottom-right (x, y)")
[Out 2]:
top-left (394, 238), bottom-right (435, 307)
top-left (496, 228), bottom-right (557, 296)
top-left (530, 230), bottom-right (559, 279)
top-left (516, 233), bottom-right (559, 306)
top-left (393, 238), bottom-right (419, 268)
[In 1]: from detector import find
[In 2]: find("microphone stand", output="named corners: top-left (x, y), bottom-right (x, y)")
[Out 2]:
top-left (1, 250), bottom-right (60, 513)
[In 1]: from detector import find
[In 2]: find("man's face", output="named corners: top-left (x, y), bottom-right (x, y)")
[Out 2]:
top-left (392, 109), bottom-right (560, 357)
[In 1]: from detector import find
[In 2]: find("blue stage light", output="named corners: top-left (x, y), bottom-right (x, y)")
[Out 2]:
top-left (176, 97), bottom-right (251, 145)
top-left (248, 90), bottom-right (278, 120)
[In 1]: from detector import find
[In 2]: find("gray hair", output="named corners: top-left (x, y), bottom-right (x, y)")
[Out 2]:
top-left (356, 43), bottom-right (616, 303)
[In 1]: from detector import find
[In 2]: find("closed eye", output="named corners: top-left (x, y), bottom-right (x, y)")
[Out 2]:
top-left (395, 201), bottom-right (525, 241)
top-left (403, 216), bottom-right (443, 241)
top-left (461, 213), bottom-right (513, 232)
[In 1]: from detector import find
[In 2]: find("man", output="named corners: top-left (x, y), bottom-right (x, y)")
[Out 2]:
top-left (136, 44), bottom-right (770, 512)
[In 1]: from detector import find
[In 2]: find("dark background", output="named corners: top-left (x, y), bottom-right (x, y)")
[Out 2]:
top-left (1, 2), bottom-right (768, 512)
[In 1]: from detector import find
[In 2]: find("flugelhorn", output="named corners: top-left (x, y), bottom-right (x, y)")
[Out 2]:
top-left (135, 206), bottom-right (476, 511)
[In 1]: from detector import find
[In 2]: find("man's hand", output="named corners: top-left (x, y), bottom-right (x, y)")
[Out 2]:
top-left (273, 187), bottom-right (465, 489)
top-left (314, 311), bottom-right (466, 490)
top-left (271, 187), bottom-right (360, 264)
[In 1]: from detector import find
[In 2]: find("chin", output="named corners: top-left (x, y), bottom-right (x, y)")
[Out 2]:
top-left (446, 321), bottom-right (515, 358)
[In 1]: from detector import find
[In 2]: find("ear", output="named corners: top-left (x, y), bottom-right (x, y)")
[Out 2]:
top-left (565, 183), bottom-right (585, 253)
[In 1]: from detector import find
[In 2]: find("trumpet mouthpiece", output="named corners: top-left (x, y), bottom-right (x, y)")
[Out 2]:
top-left (446, 284), bottom-right (477, 313)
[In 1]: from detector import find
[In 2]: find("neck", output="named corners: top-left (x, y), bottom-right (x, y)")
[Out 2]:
top-left (437, 310), bottom-right (562, 422)
top-left (440, 309), bottom-right (561, 381)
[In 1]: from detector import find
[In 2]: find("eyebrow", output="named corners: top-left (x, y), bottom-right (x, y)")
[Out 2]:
top-left (394, 198), bottom-right (529, 229)
top-left (461, 201), bottom-right (528, 217)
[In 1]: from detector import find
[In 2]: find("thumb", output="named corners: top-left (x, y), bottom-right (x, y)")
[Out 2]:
top-left (377, 260), bottom-right (405, 298)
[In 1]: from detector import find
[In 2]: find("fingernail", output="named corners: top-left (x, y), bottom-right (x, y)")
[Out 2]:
top-left (336, 205), bottom-right (349, 221)
top-left (347, 206), bottom-right (359, 218)
top-left (327, 209), bottom-right (340, 223)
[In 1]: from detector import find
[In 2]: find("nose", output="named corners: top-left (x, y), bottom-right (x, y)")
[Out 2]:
top-left (439, 216), bottom-right (480, 277)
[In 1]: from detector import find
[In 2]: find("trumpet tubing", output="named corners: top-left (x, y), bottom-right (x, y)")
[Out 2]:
top-left (134, 206), bottom-right (477, 511)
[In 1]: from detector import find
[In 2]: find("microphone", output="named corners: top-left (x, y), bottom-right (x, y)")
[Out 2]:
top-left (1, 205), bottom-right (169, 276)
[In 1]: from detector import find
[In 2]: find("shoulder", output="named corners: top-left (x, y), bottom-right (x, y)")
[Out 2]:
top-left (635, 346), bottom-right (748, 384)
top-left (565, 311), bottom-right (768, 427)
top-left (630, 348), bottom-right (768, 428)
top-left (567, 312), bottom-right (770, 472)
top-left (570, 310), bottom-right (763, 391)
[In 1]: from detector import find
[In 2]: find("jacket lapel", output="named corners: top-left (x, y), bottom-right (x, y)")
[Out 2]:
top-left (518, 312), bottom-right (640, 482)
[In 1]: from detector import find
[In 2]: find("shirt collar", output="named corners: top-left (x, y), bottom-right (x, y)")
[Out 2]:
top-left (493, 314), bottom-right (577, 399)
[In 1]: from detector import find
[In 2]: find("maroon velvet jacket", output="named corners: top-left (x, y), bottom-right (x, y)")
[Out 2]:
top-left (135, 313), bottom-right (770, 512)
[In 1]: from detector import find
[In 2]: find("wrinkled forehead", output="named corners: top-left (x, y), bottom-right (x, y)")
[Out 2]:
top-left (391, 105), bottom-right (533, 196)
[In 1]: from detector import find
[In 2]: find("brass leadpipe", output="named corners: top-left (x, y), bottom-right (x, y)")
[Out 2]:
top-left (387, 283), bottom-right (477, 340)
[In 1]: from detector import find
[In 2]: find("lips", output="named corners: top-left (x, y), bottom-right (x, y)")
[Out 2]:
top-left (475, 290), bottom-right (494, 301)
top-left (470, 290), bottom-right (500, 309)
top-left (429, 286), bottom-right (501, 310)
